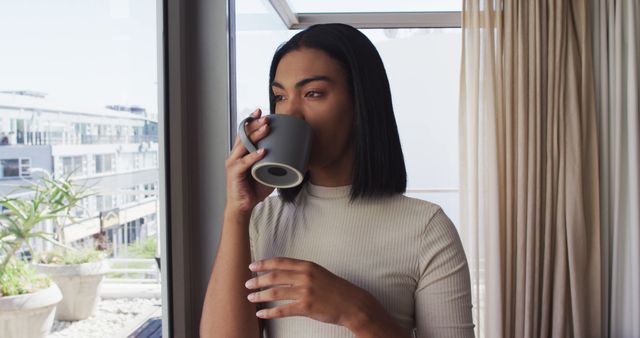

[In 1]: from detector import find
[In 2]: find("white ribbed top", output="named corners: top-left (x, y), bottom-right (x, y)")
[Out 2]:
top-left (249, 183), bottom-right (475, 338)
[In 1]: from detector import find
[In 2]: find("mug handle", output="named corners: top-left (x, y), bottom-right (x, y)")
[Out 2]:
top-left (237, 116), bottom-right (258, 153)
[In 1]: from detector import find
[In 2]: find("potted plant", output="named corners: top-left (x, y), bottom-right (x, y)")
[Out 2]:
top-left (33, 248), bottom-right (108, 321)
top-left (0, 176), bottom-right (67, 337)
top-left (25, 171), bottom-right (109, 321)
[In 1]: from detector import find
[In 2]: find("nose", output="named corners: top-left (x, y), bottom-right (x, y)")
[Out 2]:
top-left (277, 96), bottom-right (304, 120)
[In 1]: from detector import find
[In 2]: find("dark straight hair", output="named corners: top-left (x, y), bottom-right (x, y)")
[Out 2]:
top-left (269, 23), bottom-right (407, 202)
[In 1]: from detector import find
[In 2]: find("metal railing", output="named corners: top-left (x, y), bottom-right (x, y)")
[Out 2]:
top-left (104, 258), bottom-right (160, 284)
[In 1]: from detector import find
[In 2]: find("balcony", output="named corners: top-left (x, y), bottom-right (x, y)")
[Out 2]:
top-left (79, 135), bottom-right (159, 146)
top-left (47, 258), bottom-right (162, 337)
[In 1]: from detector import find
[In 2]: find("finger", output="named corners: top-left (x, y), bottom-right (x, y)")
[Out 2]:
top-left (244, 116), bottom-right (267, 134)
top-left (229, 116), bottom-right (269, 161)
top-left (244, 110), bottom-right (269, 136)
top-left (228, 120), bottom-right (268, 160)
top-left (247, 285), bottom-right (303, 303)
top-left (245, 269), bottom-right (302, 290)
top-left (256, 303), bottom-right (306, 319)
top-left (250, 108), bottom-right (261, 118)
top-left (228, 135), bottom-right (250, 160)
top-left (235, 148), bottom-right (266, 173)
top-left (249, 257), bottom-right (316, 273)
top-left (234, 108), bottom-right (262, 144)
top-left (248, 122), bottom-right (270, 144)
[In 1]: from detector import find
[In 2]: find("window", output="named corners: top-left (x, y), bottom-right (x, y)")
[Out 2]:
top-left (95, 154), bottom-right (115, 174)
top-left (0, 159), bottom-right (19, 178)
top-left (62, 155), bottom-right (84, 176)
top-left (0, 0), bottom-right (164, 335)
top-left (233, 3), bottom-right (475, 336)
top-left (20, 158), bottom-right (31, 176)
top-left (0, 158), bottom-right (31, 178)
top-left (144, 152), bottom-right (158, 169)
top-left (367, 28), bottom-right (461, 225)
top-left (95, 194), bottom-right (114, 212)
top-left (235, 3), bottom-right (461, 225)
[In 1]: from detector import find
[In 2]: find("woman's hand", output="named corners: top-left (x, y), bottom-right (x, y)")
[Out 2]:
top-left (245, 257), bottom-right (411, 338)
top-left (225, 108), bottom-right (274, 215)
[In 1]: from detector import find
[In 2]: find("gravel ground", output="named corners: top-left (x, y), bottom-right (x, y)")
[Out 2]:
top-left (48, 298), bottom-right (161, 338)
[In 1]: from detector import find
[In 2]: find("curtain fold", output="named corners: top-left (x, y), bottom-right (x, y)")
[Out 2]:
top-left (592, 0), bottom-right (640, 337)
top-left (459, 1), bottom-right (602, 337)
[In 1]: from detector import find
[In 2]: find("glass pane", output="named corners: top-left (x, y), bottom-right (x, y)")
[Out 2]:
top-left (362, 29), bottom-right (461, 192)
top-left (288, 0), bottom-right (462, 13)
top-left (235, 0), bottom-right (297, 116)
top-left (0, 159), bottom-right (20, 178)
top-left (234, 5), bottom-right (467, 335)
top-left (0, 0), bottom-right (164, 336)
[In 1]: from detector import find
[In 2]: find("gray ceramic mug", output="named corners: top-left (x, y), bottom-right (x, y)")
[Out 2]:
top-left (238, 114), bottom-right (313, 188)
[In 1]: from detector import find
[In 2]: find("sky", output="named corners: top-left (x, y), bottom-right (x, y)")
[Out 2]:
top-left (0, 0), bottom-right (159, 115)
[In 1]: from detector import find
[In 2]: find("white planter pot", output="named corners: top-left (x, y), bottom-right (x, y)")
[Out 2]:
top-left (0, 284), bottom-right (62, 338)
top-left (33, 260), bottom-right (108, 321)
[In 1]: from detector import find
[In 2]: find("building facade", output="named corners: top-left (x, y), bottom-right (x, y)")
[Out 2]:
top-left (0, 90), bottom-right (159, 257)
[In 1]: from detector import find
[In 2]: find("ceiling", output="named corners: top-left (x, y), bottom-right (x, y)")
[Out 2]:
top-left (266, 0), bottom-right (462, 29)
top-left (286, 0), bottom-right (462, 13)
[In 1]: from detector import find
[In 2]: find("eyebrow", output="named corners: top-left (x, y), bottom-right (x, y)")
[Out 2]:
top-left (271, 75), bottom-right (333, 89)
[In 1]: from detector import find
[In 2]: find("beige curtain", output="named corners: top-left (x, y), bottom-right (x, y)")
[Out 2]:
top-left (459, 1), bottom-right (602, 337)
top-left (592, 0), bottom-right (640, 337)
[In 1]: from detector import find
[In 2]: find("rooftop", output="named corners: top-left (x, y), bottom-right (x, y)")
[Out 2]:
top-left (0, 91), bottom-right (156, 122)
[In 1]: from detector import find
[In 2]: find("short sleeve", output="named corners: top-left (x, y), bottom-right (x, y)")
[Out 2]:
top-left (415, 208), bottom-right (475, 338)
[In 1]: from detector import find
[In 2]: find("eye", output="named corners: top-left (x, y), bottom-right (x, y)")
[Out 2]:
top-left (273, 94), bottom-right (285, 102)
top-left (305, 90), bottom-right (324, 98)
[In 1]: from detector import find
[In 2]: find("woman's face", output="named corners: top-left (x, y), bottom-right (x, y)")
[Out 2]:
top-left (272, 48), bottom-right (355, 175)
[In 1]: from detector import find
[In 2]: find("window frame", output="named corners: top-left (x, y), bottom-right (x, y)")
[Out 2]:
top-left (0, 157), bottom-right (31, 178)
top-left (161, 0), bottom-right (235, 336)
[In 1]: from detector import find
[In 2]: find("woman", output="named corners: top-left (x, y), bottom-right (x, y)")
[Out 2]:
top-left (201, 23), bottom-right (474, 338)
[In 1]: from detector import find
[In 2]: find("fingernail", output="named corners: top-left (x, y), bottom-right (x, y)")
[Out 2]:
top-left (256, 310), bottom-right (266, 318)
top-left (249, 262), bottom-right (258, 270)
top-left (247, 293), bottom-right (256, 301)
top-left (245, 279), bottom-right (254, 288)
top-left (256, 148), bottom-right (265, 155)
top-left (251, 108), bottom-right (260, 117)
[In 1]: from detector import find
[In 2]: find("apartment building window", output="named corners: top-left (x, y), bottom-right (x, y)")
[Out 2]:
top-left (0, 158), bottom-right (31, 178)
top-left (134, 152), bottom-right (143, 170)
top-left (95, 154), bottom-right (115, 174)
top-left (20, 158), bottom-right (30, 176)
top-left (117, 153), bottom-right (134, 172)
top-left (95, 194), bottom-right (114, 212)
top-left (16, 120), bottom-right (24, 144)
top-left (144, 152), bottom-right (158, 169)
top-left (48, 128), bottom-right (64, 145)
top-left (0, 159), bottom-right (19, 178)
top-left (62, 155), bottom-right (84, 176)
top-left (144, 183), bottom-right (157, 199)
